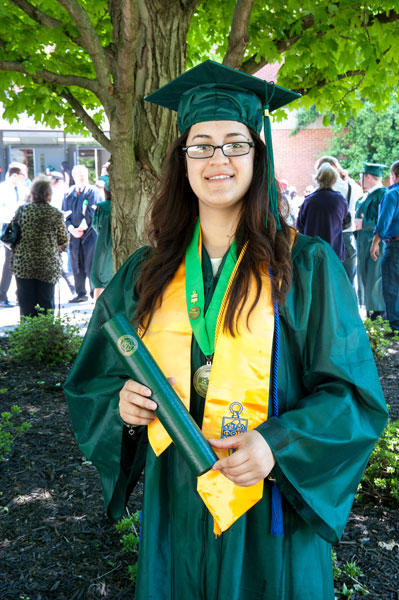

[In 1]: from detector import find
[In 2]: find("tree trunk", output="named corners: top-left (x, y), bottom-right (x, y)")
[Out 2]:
top-left (109, 0), bottom-right (198, 270)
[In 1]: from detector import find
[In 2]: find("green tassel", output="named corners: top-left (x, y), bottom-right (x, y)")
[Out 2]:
top-left (263, 80), bottom-right (281, 231)
top-left (263, 110), bottom-right (281, 231)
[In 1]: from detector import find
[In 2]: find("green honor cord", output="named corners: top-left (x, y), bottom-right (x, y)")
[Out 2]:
top-left (185, 219), bottom-right (238, 357)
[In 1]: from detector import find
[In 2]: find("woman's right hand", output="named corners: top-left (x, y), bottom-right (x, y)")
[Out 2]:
top-left (119, 379), bottom-right (157, 426)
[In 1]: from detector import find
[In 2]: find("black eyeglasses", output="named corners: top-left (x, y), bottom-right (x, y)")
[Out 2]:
top-left (182, 142), bottom-right (255, 159)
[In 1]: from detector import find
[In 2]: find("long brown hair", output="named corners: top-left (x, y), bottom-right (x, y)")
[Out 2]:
top-left (135, 129), bottom-right (293, 334)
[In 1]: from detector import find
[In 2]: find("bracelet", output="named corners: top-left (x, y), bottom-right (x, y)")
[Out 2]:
top-left (123, 422), bottom-right (138, 436)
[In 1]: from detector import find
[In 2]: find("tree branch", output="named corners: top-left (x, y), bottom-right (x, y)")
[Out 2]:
top-left (223, 0), bottom-right (255, 69)
top-left (372, 9), bottom-right (399, 25)
top-left (60, 88), bottom-right (112, 151)
top-left (9, 0), bottom-right (113, 98)
top-left (0, 60), bottom-right (100, 95)
top-left (10, 0), bottom-right (84, 47)
top-left (10, 0), bottom-right (60, 28)
top-left (109, 0), bottom-right (139, 95)
top-left (295, 69), bottom-right (365, 96)
top-left (241, 8), bottom-right (399, 75)
top-left (56, 0), bottom-right (111, 89)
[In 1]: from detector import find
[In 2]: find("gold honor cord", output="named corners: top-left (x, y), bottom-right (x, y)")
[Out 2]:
top-left (215, 241), bottom-right (249, 339)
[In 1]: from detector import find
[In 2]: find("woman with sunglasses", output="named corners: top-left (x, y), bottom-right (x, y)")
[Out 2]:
top-left (65, 61), bottom-right (387, 600)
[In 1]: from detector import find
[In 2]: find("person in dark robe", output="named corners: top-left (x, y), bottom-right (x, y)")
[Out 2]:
top-left (296, 162), bottom-right (348, 260)
top-left (62, 164), bottom-right (101, 302)
top-left (64, 61), bottom-right (387, 600)
top-left (355, 162), bottom-right (387, 319)
top-left (91, 185), bottom-right (113, 303)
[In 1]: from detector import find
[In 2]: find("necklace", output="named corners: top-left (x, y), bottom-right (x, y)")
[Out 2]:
top-left (185, 219), bottom-right (248, 397)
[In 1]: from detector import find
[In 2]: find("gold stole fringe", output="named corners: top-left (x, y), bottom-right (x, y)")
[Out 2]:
top-left (143, 257), bottom-right (274, 534)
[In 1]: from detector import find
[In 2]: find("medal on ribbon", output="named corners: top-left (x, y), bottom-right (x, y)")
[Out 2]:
top-left (185, 219), bottom-right (247, 398)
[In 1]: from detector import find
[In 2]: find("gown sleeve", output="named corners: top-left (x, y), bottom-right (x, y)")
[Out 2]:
top-left (64, 247), bottom-right (150, 520)
top-left (257, 234), bottom-right (388, 544)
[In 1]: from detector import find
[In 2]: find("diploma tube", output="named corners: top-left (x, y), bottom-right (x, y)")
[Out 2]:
top-left (102, 314), bottom-right (217, 477)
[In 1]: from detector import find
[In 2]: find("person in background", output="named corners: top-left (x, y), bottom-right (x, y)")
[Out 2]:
top-left (64, 60), bottom-right (387, 600)
top-left (10, 176), bottom-right (68, 317)
top-left (315, 156), bottom-right (362, 287)
top-left (62, 165), bottom-right (101, 302)
top-left (370, 160), bottom-right (399, 332)
top-left (95, 179), bottom-right (106, 200)
top-left (303, 184), bottom-right (315, 198)
top-left (49, 171), bottom-right (66, 211)
top-left (61, 161), bottom-right (75, 188)
top-left (90, 176), bottom-right (113, 303)
top-left (355, 162), bottom-right (387, 319)
top-left (277, 179), bottom-right (296, 226)
top-left (50, 171), bottom-right (75, 296)
top-left (0, 163), bottom-right (28, 307)
top-left (297, 163), bottom-right (348, 260)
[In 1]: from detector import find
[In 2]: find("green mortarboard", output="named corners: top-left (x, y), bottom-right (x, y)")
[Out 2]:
top-left (99, 173), bottom-right (110, 192)
top-left (145, 60), bottom-right (300, 229)
top-left (362, 162), bottom-right (388, 177)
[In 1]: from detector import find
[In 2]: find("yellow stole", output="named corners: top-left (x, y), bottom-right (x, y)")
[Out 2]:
top-left (142, 257), bottom-right (274, 535)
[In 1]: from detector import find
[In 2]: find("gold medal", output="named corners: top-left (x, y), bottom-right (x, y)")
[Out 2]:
top-left (193, 362), bottom-right (212, 398)
top-left (189, 306), bottom-right (201, 319)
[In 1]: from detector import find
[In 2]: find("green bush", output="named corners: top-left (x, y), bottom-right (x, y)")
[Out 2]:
top-left (357, 418), bottom-right (399, 507)
top-left (115, 511), bottom-right (140, 583)
top-left (363, 316), bottom-right (399, 360)
top-left (6, 309), bottom-right (82, 366)
top-left (0, 405), bottom-right (32, 462)
top-left (333, 551), bottom-right (369, 598)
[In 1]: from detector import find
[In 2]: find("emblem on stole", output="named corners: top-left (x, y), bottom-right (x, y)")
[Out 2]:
top-left (221, 403), bottom-right (248, 453)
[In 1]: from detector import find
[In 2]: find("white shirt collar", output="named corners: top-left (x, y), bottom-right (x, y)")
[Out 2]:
top-left (366, 182), bottom-right (384, 195)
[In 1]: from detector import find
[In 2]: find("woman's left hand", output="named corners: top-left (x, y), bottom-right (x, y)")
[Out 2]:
top-left (208, 430), bottom-right (276, 487)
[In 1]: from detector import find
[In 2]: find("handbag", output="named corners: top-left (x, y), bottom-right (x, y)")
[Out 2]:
top-left (1, 204), bottom-right (26, 250)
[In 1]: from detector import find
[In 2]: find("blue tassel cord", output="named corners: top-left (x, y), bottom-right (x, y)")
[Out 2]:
top-left (269, 267), bottom-right (284, 537)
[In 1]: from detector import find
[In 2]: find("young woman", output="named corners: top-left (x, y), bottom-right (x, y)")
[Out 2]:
top-left (65, 61), bottom-right (387, 600)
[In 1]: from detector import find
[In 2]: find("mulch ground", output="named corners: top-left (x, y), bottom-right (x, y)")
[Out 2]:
top-left (0, 338), bottom-right (398, 600)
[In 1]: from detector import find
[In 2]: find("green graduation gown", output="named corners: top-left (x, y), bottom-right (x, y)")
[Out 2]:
top-left (90, 199), bottom-right (113, 289)
top-left (64, 234), bottom-right (387, 600)
top-left (355, 188), bottom-right (386, 310)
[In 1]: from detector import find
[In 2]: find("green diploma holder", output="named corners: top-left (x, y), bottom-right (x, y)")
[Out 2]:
top-left (102, 314), bottom-right (217, 477)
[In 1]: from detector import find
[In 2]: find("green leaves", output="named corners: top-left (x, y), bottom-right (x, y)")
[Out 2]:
top-left (6, 309), bottom-right (82, 366)
top-left (328, 92), bottom-right (399, 178)
top-left (358, 417), bottom-right (399, 507)
top-left (115, 511), bottom-right (141, 582)
top-left (0, 405), bottom-right (32, 462)
top-left (0, 1), bottom-right (399, 146)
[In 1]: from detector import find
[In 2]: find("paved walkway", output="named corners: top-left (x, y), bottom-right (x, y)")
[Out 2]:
top-left (0, 246), bottom-right (93, 337)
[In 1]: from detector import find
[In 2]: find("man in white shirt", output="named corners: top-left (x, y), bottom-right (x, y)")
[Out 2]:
top-left (62, 165), bottom-right (101, 302)
top-left (0, 164), bottom-right (28, 306)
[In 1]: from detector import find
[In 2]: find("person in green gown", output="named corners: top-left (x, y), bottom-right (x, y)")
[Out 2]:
top-left (90, 165), bottom-right (113, 303)
top-left (355, 162), bottom-right (387, 318)
top-left (64, 62), bottom-right (387, 600)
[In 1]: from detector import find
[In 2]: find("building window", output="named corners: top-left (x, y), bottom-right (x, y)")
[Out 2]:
top-left (10, 148), bottom-right (35, 179)
top-left (77, 147), bottom-right (102, 182)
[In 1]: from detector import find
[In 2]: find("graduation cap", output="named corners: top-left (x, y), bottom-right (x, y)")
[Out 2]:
top-left (145, 60), bottom-right (300, 229)
top-left (362, 162), bottom-right (388, 177)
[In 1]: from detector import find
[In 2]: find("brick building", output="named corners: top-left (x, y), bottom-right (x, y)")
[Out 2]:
top-left (272, 115), bottom-right (335, 195)
top-left (256, 64), bottom-right (334, 196)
